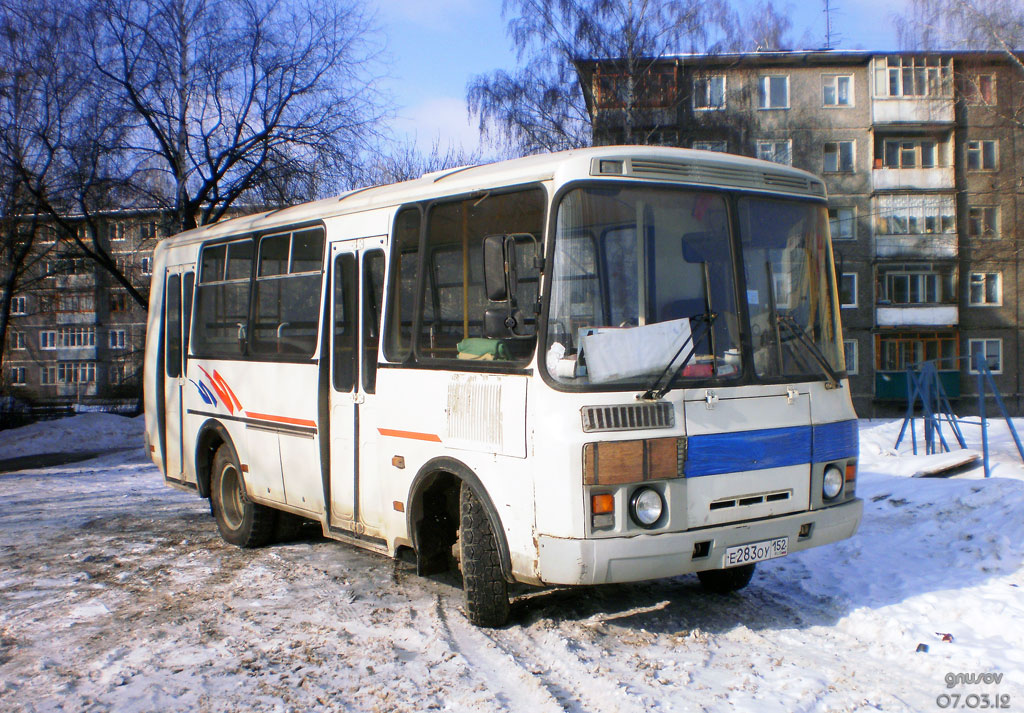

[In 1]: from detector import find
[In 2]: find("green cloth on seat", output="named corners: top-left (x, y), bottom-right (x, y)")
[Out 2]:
top-left (457, 338), bottom-right (511, 360)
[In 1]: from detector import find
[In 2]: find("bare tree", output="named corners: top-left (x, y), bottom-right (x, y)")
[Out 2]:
top-left (468, 0), bottom-right (793, 156)
top-left (358, 139), bottom-right (484, 187)
top-left (86, 0), bottom-right (388, 232)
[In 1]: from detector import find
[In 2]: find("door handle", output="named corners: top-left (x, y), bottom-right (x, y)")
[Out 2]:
top-left (704, 390), bottom-right (718, 409)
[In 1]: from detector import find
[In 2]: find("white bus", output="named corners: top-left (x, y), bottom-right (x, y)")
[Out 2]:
top-left (144, 146), bottom-right (862, 626)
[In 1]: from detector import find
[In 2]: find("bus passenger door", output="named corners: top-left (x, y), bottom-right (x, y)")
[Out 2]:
top-left (328, 241), bottom-right (386, 535)
top-left (163, 266), bottom-right (194, 483)
top-left (329, 247), bottom-right (359, 527)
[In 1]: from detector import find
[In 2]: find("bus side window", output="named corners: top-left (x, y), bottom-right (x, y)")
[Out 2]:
top-left (193, 240), bottom-right (252, 357)
top-left (182, 272), bottom-right (194, 362)
top-left (165, 273), bottom-right (182, 378)
top-left (252, 228), bottom-right (324, 357)
top-left (417, 187), bottom-right (545, 361)
top-left (333, 253), bottom-right (357, 392)
top-left (383, 208), bottom-right (422, 361)
top-left (362, 250), bottom-right (385, 393)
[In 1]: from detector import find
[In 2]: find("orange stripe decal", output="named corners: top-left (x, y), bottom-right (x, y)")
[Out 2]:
top-left (245, 411), bottom-right (318, 429)
top-left (378, 428), bottom-right (442, 442)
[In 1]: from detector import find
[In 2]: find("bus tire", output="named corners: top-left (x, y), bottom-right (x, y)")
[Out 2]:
top-left (211, 443), bottom-right (274, 548)
top-left (459, 482), bottom-right (510, 627)
top-left (697, 563), bottom-right (756, 594)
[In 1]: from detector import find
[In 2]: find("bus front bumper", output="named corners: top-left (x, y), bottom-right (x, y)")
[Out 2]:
top-left (535, 498), bottom-right (863, 586)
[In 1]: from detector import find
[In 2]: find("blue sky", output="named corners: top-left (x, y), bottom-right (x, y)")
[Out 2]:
top-left (368, 0), bottom-right (912, 153)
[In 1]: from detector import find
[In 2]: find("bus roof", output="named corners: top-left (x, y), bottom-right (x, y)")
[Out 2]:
top-left (162, 146), bottom-right (826, 247)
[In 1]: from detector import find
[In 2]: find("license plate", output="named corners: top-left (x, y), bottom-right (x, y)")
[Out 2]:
top-left (723, 537), bottom-right (788, 567)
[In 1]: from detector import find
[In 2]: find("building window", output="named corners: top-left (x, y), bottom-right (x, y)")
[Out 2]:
top-left (11, 296), bottom-right (26, 315)
top-left (822, 74), bottom-right (853, 106)
top-left (12, 332), bottom-right (25, 350)
top-left (823, 141), bottom-right (855, 172)
top-left (692, 75), bottom-right (725, 110)
top-left (58, 294), bottom-right (94, 312)
top-left (874, 56), bottom-right (951, 97)
top-left (966, 140), bottom-right (997, 170)
top-left (968, 272), bottom-right (1001, 306)
top-left (110, 222), bottom-right (126, 241)
top-left (758, 75), bottom-right (789, 109)
top-left (964, 74), bottom-right (995, 104)
top-left (843, 339), bottom-right (859, 375)
top-left (40, 366), bottom-right (56, 385)
top-left (840, 273), bottom-right (857, 307)
top-left (829, 207), bottom-right (856, 240)
top-left (878, 331), bottom-right (957, 371)
top-left (882, 271), bottom-right (950, 305)
top-left (40, 330), bottom-right (56, 349)
top-left (875, 194), bottom-right (955, 235)
top-left (57, 361), bottom-right (96, 384)
top-left (968, 338), bottom-right (1001, 373)
top-left (140, 256), bottom-right (153, 274)
top-left (692, 140), bottom-right (728, 152)
top-left (882, 139), bottom-right (937, 168)
top-left (10, 366), bottom-right (26, 385)
top-left (55, 254), bottom-right (90, 276)
top-left (109, 329), bottom-right (126, 349)
top-left (139, 222), bottom-right (156, 240)
top-left (58, 327), bottom-right (95, 348)
top-left (110, 292), bottom-right (129, 313)
top-left (967, 206), bottom-right (999, 239)
top-left (756, 140), bottom-right (791, 165)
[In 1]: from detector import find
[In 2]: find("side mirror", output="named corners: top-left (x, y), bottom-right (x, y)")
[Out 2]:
top-left (483, 234), bottom-right (518, 302)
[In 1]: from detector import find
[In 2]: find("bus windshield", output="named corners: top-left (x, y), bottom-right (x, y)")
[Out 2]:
top-left (545, 185), bottom-right (843, 388)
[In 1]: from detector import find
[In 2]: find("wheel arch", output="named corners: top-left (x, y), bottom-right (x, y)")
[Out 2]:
top-left (194, 418), bottom-right (237, 499)
top-left (407, 456), bottom-right (514, 583)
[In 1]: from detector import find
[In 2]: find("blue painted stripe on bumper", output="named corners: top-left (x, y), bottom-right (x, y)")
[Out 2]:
top-left (684, 419), bottom-right (858, 478)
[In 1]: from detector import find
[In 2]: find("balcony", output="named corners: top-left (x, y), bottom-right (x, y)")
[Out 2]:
top-left (876, 370), bottom-right (960, 400)
top-left (876, 304), bottom-right (958, 327)
top-left (872, 97), bottom-right (954, 125)
top-left (872, 166), bottom-right (954, 191)
top-left (875, 233), bottom-right (957, 259)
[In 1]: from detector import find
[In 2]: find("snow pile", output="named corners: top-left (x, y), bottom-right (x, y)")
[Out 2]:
top-left (0, 413), bottom-right (144, 459)
top-left (0, 415), bottom-right (1022, 712)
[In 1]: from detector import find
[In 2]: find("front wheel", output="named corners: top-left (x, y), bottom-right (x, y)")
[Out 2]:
top-left (459, 483), bottom-right (510, 627)
top-left (211, 443), bottom-right (275, 548)
top-left (697, 563), bottom-right (756, 594)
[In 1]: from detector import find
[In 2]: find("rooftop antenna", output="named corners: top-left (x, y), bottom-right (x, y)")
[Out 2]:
top-left (823, 0), bottom-right (842, 49)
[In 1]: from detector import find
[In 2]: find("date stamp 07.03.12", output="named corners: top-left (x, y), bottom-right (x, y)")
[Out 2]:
top-left (936, 672), bottom-right (1010, 709)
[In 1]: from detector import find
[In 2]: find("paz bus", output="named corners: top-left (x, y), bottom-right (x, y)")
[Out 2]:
top-left (144, 146), bottom-right (862, 626)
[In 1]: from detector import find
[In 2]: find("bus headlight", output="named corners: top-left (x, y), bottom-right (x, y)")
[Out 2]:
top-left (629, 487), bottom-right (664, 528)
top-left (823, 465), bottom-right (843, 500)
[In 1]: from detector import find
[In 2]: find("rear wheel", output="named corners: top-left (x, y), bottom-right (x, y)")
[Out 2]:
top-left (459, 483), bottom-right (510, 627)
top-left (211, 443), bottom-right (275, 548)
top-left (698, 563), bottom-right (756, 593)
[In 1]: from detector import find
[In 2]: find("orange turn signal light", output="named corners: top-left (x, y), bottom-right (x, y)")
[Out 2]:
top-left (591, 494), bottom-right (615, 515)
top-left (845, 463), bottom-right (857, 482)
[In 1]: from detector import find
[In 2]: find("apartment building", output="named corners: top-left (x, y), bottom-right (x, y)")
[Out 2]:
top-left (579, 50), bottom-right (1024, 415)
top-left (3, 211), bottom-right (164, 416)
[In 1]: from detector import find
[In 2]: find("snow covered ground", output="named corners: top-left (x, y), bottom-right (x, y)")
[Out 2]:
top-left (0, 413), bottom-right (1022, 712)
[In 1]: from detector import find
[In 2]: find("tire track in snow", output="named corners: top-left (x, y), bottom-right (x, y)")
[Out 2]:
top-left (477, 619), bottom-right (653, 713)
top-left (434, 596), bottom-right (566, 713)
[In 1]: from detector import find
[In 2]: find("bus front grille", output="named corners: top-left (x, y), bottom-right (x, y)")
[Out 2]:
top-left (581, 402), bottom-right (674, 433)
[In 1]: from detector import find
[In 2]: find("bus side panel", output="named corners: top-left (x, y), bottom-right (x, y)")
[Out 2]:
top-left (372, 366), bottom-right (538, 577)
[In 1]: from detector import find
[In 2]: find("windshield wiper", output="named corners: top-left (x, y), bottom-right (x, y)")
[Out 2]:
top-left (776, 314), bottom-right (842, 389)
top-left (639, 311), bottom-right (717, 401)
